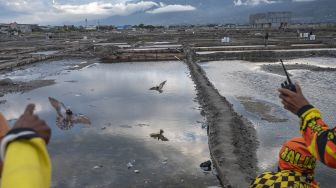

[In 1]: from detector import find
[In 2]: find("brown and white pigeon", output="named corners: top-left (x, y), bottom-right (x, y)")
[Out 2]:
top-left (149, 80), bottom-right (167, 93)
top-left (48, 97), bottom-right (91, 130)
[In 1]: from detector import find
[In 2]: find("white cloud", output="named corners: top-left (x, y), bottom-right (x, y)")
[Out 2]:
top-left (234, 0), bottom-right (280, 6)
top-left (146, 3), bottom-right (196, 14)
top-left (0, 0), bottom-right (197, 24)
top-left (234, 0), bottom-right (316, 6)
top-left (54, 1), bottom-right (157, 16)
top-left (292, 0), bottom-right (316, 2)
top-left (0, 0), bottom-right (50, 12)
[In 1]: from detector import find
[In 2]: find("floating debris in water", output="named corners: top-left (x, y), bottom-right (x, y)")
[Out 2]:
top-left (127, 162), bottom-right (133, 169)
top-left (134, 170), bottom-right (140, 173)
top-left (200, 160), bottom-right (212, 171)
top-left (101, 127), bottom-right (106, 130)
top-left (92, 165), bottom-right (103, 169)
top-left (127, 160), bottom-right (136, 169)
top-left (162, 158), bottom-right (168, 165)
top-left (48, 97), bottom-right (91, 130)
top-left (150, 129), bottom-right (169, 141)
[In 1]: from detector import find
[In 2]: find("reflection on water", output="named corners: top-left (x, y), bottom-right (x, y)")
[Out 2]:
top-left (200, 57), bottom-right (336, 187)
top-left (0, 60), bottom-right (219, 187)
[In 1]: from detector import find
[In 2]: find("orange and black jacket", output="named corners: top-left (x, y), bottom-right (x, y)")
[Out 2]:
top-left (298, 105), bottom-right (336, 168)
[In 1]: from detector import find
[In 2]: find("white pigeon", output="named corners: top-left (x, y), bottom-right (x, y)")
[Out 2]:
top-left (48, 97), bottom-right (91, 130)
top-left (149, 80), bottom-right (167, 93)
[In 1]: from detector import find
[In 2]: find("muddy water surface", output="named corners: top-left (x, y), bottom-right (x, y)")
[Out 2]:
top-left (0, 60), bottom-right (220, 188)
top-left (200, 57), bottom-right (336, 187)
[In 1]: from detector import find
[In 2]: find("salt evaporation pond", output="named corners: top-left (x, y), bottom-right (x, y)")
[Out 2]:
top-left (199, 57), bottom-right (336, 187)
top-left (0, 60), bottom-right (220, 187)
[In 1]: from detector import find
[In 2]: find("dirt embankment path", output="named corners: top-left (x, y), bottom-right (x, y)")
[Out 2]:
top-left (184, 47), bottom-right (258, 187)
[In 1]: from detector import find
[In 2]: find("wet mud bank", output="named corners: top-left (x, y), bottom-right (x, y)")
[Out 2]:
top-left (100, 49), bottom-right (184, 63)
top-left (184, 48), bottom-right (258, 187)
top-left (0, 78), bottom-right (55, 99)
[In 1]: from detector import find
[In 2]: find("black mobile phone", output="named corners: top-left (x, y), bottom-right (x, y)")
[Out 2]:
top-left (280, 59), bottom-right (296, 92)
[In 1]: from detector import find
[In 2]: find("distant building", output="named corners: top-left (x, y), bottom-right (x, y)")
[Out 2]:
top-left (5, 22), bottom-right (39, 33)
top-left (116, 25), bottom-right (133, 30)
top-left (250, 12), bottom-right (292, 28)
top-left (85, 25), bottom-right (97, 31)
top-left (0, 24), bottom-right (10, 34)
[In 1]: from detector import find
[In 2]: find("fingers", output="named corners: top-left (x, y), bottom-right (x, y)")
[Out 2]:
top-left (295, 82), bottom-right (302, 94)
top-left (281, 99), bottom-right (296, 113)
top-left (278, 88), bottom-right (295, 96)
top-left (24, 104), bottom-right (35, 116)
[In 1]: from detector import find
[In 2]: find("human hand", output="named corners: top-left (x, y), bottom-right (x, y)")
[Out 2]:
top-left (13, 104), bottom-right (51, 144)
top-left (278, 82), bottom-right (310, 114)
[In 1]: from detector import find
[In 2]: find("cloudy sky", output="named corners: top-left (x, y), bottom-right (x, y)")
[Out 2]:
top-left (0, 0), bottom-right (333, 25)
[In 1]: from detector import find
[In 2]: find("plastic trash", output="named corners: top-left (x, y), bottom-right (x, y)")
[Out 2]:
top-left (127, 162), bottom-right (133, 169)
top-left (92, 165), bottom-right (103, 169)
top-left (127, 160), bottom-right (136, 169)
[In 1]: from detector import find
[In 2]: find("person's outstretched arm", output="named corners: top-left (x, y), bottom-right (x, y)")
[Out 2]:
top-left (279, 83), bottom-right (336, 168)
top-left (0, 104), bottom-right (52, 188)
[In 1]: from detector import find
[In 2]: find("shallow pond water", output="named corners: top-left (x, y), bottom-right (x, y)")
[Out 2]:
top-left (196, 48), bottom-right (336, 55)
top-left (29, 50), bottom-right (59, 55)
top-left (0, 60), bottom-right (220, 188)
top-left (199, 57), bottom-right (336, 187)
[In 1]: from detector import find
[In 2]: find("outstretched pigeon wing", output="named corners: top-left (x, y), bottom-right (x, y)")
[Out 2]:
top-left (72, 114), bottom-right (91, 126)
top-left (161, 135), bottom-right (169, 141)
top-left (48, 97), bottom-right (66, 117)
top-left (149, 86), bottom-right (158, 90)
top-left (158, 81), bottom-right (166, 90)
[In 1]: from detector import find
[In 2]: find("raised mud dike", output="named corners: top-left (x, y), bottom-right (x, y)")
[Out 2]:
top-left (184, 47), bottom-right (258, 187)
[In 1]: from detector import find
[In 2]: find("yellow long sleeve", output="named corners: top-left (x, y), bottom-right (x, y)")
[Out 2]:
top-left (1, 138), bottom-right (51, 188)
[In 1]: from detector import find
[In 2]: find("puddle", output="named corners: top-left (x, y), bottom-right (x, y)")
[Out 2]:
top-left (195, 45), bottom-right (276, 49)
top-left (291, 44), bottom-right (324, 47)
top-left (94, 43), bottom-right (131, 48)
top-left (0, 60), bottom-right (219, 187)
top-left (199, 57), bottom-right (336, 187)
top-left (29, 50), bottom-right (59, 55)
top-left (141, 44), bottom-right (182, 48)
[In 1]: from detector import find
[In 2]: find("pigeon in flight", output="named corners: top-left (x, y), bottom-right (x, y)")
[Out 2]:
top-left (150, 129), bottom-right (169, 141)
top-left (149, 80), bottom-right (167, 93)
top-left (48, 97), bottom-right (91, 130)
